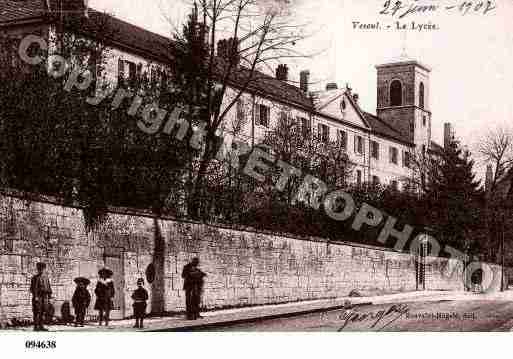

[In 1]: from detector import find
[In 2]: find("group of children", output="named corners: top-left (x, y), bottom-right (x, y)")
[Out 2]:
top-left (71, 275), bottom-right (149, 328)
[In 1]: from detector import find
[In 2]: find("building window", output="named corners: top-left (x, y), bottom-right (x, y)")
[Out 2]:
top-left (337, 130), bottom-right (347, 149)
top-left (299, 117), bottom-right (311, 137)
top-left (423, 116), bottom-right (427, 127)
top-left (257, 104), bottom-right (270, 127)
top-left (389, 146), bottom-right (398, 164)
top-left (236, 100), bottom-right (245, 123)
top-left (354, 135), bottom-right (364, 155)
top-left (371, 141), bottom-right (379, 160)
top-left (372, 175), bottom-right (380, 185)
top-left (391, 180), bottom-right (399, 191)
top-left (419, 82), bottom-right (425, 109)
top-left (422, 144), bottom-right (426, 157)
top-left (390, 80), bottom-right (402, 106)
top-left (403, 151), bottom-right (411, 168)
top-left (356, 170), bottom-right (362, 186)
top-left (318, 123), bottom-right (330, 143)
top-left (118, 59), bottom-right (138, 87)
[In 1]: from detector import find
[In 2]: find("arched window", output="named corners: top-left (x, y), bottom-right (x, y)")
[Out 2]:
top-left (419, 82), bottom-right (425, 109)
top-left (390, 80), bottom-right (402, 106)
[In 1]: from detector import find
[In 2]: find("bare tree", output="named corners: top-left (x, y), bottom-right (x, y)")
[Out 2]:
top-left (261, 115), bottom-right (354, 208)
top-left (170, 0), bottom-right (313, 218)
top-left (478, 126), bottom-right (513, 194)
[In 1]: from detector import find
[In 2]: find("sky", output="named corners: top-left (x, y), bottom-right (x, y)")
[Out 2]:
top-left (89, 0), bottom-right (513, 178)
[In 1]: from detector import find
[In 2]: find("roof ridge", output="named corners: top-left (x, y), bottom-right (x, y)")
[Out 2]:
top-left (86, 8), bottom-right (171, 44)
top-left (364, 111), bottom-right (403, 136)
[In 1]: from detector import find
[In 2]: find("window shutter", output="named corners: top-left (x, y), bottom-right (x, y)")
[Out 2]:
top-left (118, 58), bottom-right (124, 83)
top-left (136, 63), bottom-right (143, 81)
top-left (389, 147), bottom-right (393, 163)
top-left (362, 138), bottom-right (365, 155)
top-left (255, 104), bottom-right (261, 125)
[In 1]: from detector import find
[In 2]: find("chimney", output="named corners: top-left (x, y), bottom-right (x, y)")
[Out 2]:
top-left (444, 123), bottom-right (454, 149)
top-left (485, 165), bottom-right (494, 196)
top-left (276, 64), bottom-right (289, 81)
top-left (326, 82), bottom-right (338, 91)
top-left (352, 93), bottom-right (359, 104)
top-left (84, 0), bottom-right (89, 18)
top-left (300, 70), bottom-right (310, 94)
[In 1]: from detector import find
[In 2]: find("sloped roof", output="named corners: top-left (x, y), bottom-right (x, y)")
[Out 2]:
top-left (363, 112), bottom-right (412, 145)
top-left (66, 8), bottom-right (172, 62)
top-left (0, 1), bottom-right (172, 62)
top-left (1, 1), bottom-right (311, 108)
top-left (429, 140), bottom-right (444, 154)
top-left (232, 65), bottom-right (313, 109)
top-left (0, 1), bottom-right (417, 147)
top-left (0, 1), bottom-right (45, 23)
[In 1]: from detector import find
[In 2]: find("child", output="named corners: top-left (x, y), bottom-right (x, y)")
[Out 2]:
top-left (131, 278), bottom-right (149, 329)
top-left (72, 277), bottom-right (91, 327)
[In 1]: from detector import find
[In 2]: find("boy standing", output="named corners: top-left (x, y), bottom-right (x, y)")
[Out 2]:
top-left (131, 278), bottom-right (149, 329)
top-left (72, 277), bottom-right (91, 327)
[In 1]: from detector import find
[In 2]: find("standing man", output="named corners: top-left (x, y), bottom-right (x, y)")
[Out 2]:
top-left (30, 262), bottom-right (52, 331)
top-left (182, 257), bottom-right (206, 320)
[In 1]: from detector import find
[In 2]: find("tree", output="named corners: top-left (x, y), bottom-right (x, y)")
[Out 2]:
top-left (423, 138), bottom-right (483, 251)
top-left (169, 0), bottom-right (311, 219)
top-left (0, 11), bottom-right (196, 228)
top-left (260, 114), bottom-right (354, 207)
top-left (477, 125), bottom-right (513, 194)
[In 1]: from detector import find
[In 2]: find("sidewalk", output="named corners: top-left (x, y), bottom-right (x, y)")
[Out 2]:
top-left (8, 290), bottom-right (512, 332)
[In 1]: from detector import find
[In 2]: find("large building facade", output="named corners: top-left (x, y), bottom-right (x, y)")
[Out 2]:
top-left (0, 0), bottom-right (446, 191)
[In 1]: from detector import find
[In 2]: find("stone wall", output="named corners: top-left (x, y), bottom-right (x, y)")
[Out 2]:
top-left (0, 193), bottom-right (504, 325)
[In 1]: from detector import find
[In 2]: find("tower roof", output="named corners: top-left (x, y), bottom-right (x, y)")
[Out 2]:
top-left (375, 57), bottom-right (431, 72)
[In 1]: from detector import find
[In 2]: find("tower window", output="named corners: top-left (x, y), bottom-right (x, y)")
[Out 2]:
top-left (390, 80), bottom-right (402, 106)
top-left (423, 116), bottom-right (427, 127)
top-left (419, 82), bottom-right (425, 109)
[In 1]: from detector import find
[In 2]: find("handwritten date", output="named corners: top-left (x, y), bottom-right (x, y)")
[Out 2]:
top-left (380, 0), bottom-right (496, 19)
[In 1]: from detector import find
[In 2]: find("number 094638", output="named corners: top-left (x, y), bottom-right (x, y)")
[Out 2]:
top-left (25, 340), bottom-right (56, 349)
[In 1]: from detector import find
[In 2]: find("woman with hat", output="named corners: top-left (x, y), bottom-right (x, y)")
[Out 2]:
top-left (72, 277), bottom-right (91, 327)
top-left (94, 268), bottom-right (115, 326)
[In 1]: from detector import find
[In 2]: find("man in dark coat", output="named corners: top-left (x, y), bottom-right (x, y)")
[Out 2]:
top-left (30, 262), bottom-right (52, 331)
top-left (182, 257), bottom-right (206, 320)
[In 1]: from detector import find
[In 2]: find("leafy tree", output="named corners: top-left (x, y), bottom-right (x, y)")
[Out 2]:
top-left (422, 138), bottom-right (484, 252)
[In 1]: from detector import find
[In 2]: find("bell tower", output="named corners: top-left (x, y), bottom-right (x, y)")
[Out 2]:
top-left (375, 59), bottom-right (431, 150)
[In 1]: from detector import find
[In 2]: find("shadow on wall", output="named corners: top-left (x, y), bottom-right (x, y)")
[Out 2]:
top-left (151, 218), bottom-right (166, 314)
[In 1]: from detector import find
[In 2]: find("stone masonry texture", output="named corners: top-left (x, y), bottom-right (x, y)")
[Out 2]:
top-left (0, 193), bottom-right (504, 326)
